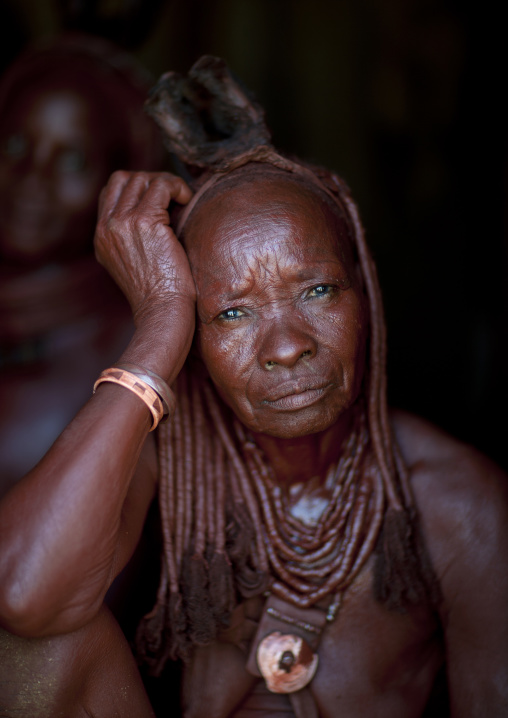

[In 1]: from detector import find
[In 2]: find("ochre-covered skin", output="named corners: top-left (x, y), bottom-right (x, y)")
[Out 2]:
top-left (0, 169), bottom-right (507, 717)
top-left (184, 176), bottom-right (367, 447)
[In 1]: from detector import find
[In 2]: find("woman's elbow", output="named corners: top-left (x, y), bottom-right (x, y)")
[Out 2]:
top-left (0, 581), bottom-right (102, 639)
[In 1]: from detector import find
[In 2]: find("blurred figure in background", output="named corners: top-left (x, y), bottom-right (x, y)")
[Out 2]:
top-left (0, 34), bottom-right (164, 498)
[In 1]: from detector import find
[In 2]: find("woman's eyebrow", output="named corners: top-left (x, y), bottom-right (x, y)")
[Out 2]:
top-left (295, 259), bottom-right (347, 280)
top-left (205, 284), bottom-right (253, 305)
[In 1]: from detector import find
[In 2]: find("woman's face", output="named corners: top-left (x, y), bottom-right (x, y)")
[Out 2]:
top-left (0, 74), bottom-right (115, 265)
top-left (184, 174), bottom-right (369, 439)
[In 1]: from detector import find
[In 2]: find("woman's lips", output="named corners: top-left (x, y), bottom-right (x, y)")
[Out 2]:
top-left (263, 383), bottom-right (332, 411)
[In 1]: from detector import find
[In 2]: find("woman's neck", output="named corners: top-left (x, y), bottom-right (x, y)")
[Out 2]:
top-left (250, 405), bottom-right (355, 487)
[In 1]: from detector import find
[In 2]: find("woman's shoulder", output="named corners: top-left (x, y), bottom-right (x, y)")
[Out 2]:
top-left (389, 407), bottom-right (507, 498)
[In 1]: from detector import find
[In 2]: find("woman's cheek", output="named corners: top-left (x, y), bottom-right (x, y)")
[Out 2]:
top-left (199, 324), bottom-right (256, 401)
top-left (199, 325), bottom-right (239, 383)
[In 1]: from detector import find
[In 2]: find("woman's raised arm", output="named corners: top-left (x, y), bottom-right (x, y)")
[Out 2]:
top-left (0, 172), bottom-right (195, 638)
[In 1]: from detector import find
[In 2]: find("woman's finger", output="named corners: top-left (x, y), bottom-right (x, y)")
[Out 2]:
top-left (113, 173), bottom-right (153, 215)
top-left (158, 172), bottom-right (193, 205)
top-left (97, 170), bottom-right (132, 221)
top-left (100, 171), bottom-right (192, 222)
top-left (141, 173), bottom-right (193, 211)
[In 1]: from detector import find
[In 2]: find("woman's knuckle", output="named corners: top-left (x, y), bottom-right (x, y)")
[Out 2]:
top-left (134, 215), bottom-right (152, 234)
top-left (106, 216), bottom-right (124, 236)
top-left (110, 169), bottom-right (129, 183)
top-left (132, 171), bottom-right (149, 183)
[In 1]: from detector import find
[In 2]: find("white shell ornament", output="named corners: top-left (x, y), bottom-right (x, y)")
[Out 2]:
top-left (256, 631), bottom-right (319, 693)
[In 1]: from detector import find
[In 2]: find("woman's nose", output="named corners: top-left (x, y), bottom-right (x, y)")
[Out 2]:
top-left (258, 317), bottom-right (317, 370)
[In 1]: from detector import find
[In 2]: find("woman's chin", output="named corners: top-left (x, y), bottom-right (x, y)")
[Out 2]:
top-left (241, 401), bottom-right (351, 440)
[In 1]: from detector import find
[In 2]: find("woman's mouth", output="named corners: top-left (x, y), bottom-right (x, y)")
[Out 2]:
top-left (263, 382), bottom-right (332, 411)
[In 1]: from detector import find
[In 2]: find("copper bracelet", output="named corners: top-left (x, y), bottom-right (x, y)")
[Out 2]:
top-left (93, 367), bottom-right (165, 431)
top-left (113, 362), bottom-right (175, 422)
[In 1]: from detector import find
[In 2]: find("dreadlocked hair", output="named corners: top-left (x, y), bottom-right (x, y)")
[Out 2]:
top-left (135, 56), bottom-right (442, 674)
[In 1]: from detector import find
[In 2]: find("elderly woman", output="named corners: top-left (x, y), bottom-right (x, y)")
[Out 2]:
top-left (0, 57), bottom-right (507, 718)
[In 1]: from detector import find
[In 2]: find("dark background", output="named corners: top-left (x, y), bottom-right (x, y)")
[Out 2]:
top-left (2, 0), bottom-right (507, 469)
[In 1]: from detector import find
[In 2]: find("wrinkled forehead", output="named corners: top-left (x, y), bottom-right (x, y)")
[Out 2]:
top-left (179, 164), bottom-right (356, 265)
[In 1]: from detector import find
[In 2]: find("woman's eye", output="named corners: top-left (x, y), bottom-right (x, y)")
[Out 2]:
top-left (217, 307), bottom-right (245, 321)
top-left (307, 284), bottom-right (334, 298)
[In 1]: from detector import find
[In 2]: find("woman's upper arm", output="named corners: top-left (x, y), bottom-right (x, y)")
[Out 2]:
top-left (441, 459), bottom-right (508, 716)
top-left (410, 436), bottom-right (508, 717)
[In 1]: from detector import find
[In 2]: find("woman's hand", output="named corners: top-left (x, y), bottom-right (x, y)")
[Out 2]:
top-left (94, 171), bottom-right (194, 326)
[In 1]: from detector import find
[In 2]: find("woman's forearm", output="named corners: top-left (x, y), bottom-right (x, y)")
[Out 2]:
top-left (0, 312), bottom-right (192, 637)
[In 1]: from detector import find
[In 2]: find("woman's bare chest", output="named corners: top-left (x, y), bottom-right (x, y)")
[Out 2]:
top-left (181, 564), bottom-right (443, 718)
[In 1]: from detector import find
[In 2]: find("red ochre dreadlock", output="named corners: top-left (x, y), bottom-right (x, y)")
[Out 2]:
top-left (135, 57), bottom-right (441, 673)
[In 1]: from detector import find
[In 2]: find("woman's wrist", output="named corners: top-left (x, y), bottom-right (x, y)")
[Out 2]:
top-left (119, 300), bottom-right (195, 384)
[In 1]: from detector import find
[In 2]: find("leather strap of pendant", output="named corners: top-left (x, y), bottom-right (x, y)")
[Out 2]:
top-left (289, 688), bottom-right (319, 718)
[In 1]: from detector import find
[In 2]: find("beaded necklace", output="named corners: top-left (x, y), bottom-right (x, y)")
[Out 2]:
top-left (230, 405), bottom-right (379, 610)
